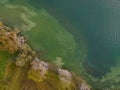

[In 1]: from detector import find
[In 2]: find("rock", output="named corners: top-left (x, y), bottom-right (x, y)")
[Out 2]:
top-left (31, 59), bottom-right (49, 77)
top-left (53, 57), bottom-right (64, 68)
top-left (28, 60), bottom-right (49, 82)
top-left (80, 83), bottom-right (90, 90)
top-left (58, 68), bottom-right (72, 85)
top-left (16, 59), bottom-right (26, 67)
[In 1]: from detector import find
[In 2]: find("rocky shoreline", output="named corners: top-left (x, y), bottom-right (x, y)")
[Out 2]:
top-left (0, 22), bottom-right (91, 90)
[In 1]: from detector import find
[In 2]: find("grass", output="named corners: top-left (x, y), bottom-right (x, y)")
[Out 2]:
top-left (0, 50), bottom-right (11, 79)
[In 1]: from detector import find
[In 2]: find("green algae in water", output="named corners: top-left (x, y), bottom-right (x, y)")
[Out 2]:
top-left (24, 9), bottom-right (77, 61)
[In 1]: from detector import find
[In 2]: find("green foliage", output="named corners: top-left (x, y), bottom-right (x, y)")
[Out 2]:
top-left (0, 50), bottom-right (10, 79)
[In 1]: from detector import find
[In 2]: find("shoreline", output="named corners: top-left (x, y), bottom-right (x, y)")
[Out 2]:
top-left (0, 22), bottom-right (91, 90)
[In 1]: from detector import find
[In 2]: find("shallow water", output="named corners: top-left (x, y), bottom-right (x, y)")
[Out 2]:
top-left (28, 0), bottom-right (120, 75)
top-left (27, 0), bottom-right (120, 89)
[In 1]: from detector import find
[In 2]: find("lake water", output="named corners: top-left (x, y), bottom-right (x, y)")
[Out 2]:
top-left (0, 0), bottom-right (120, 89)
top-left (27, 0), bottom-right (120, 76)
top-left (27, 0), bottom-right (120, 89)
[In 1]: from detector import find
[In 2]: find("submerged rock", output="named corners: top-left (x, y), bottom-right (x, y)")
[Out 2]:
top-left (53, 57), bottom-right (64, 68)
top-left (58, 68), bottom-right (72, 84)
top-left (80, 83), bottom-right (90, 90)
top-left (30, 59), bottom-right (49, 78)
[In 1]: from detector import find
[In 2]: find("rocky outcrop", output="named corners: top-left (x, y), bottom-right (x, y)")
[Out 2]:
top-left (0, 22), bottom-right (91, 90)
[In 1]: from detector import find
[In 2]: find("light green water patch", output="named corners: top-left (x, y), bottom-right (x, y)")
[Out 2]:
top-left (82, 55), bottom-right (120, 89)
top-left (101, 56), bottom-right (120, 83)
top-left (24, 9), bottom-right (77, 62)
top-left (0, 4), bottom-right (36, 31)
top-left (0, 50), bottom-right (11, 79)
top-left (0, 0), bottom-right (9, 4)
top-left (24, 8), bottom-right (88, 76)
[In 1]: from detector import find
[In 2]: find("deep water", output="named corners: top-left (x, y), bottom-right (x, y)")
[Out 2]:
top-left (27, 0), bottom-right (120, 77)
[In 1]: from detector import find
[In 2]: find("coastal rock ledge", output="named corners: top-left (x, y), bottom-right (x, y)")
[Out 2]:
top-left (0, 22), bottom-right (91, 90)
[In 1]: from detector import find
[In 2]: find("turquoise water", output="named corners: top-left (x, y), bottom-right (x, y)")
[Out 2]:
top-left (0, 0), bottom-right (120, 89)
